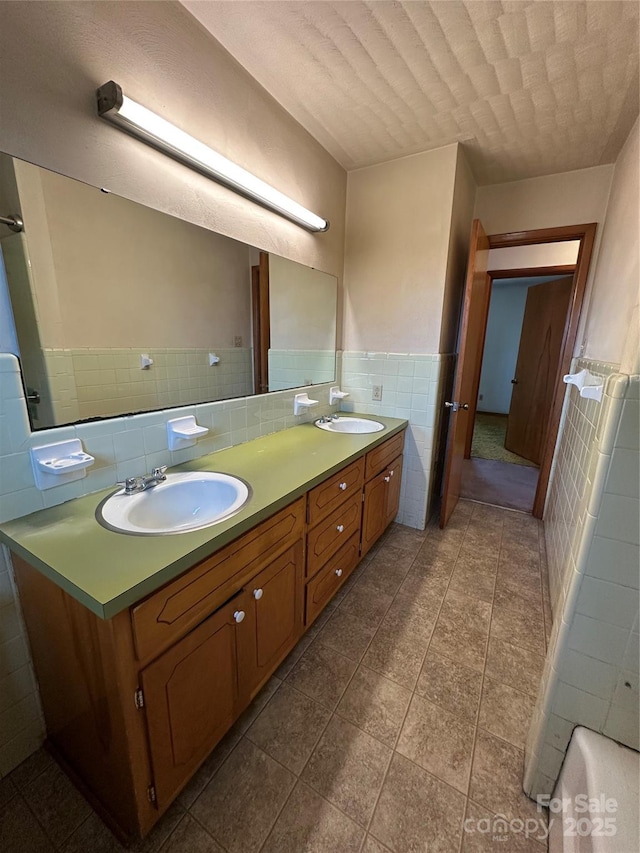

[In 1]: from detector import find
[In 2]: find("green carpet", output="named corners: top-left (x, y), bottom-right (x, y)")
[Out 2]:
top-left (471, 413), bottom-right (537, 468)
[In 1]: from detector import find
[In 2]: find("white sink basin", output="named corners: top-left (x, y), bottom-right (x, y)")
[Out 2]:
top-left (97, 472), bottom-right (250, 535)
top-left (315, 416), bottom-right (384, 434)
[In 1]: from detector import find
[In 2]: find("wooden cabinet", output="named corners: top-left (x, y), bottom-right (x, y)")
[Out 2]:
top-left (12, 426), bottom-right (406, 842)
top-left (238, 541), bottom-right (304, 701)
top-left (141, 590), bottom-right (248, 807)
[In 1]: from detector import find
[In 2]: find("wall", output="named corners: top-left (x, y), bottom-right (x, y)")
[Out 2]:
top-left (523, 122), bottom-right (640, 797)
top-left (524, 364), bottom-right (639, 797)
top-left (478, 281), bottom-right (529, 414)
top-left (341, 143), bottom-right (475, 528)
top-left (0, 0), bottom-right (347, 777)
top-left (582, 119), bottom-right (640, 372)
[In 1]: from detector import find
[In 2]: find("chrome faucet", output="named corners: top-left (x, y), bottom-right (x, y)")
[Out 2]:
top-left (118, 466), bottom-right (167, 494)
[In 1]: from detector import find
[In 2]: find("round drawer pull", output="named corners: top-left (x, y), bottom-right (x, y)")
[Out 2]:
top-left (335, 568), bottom-right (343, 577)
top-left (253, 588), bottom-right (263, 600)
top-left (339, 482), bottom-right (347, 491)
top-left (384, 476), bottom-right (390, 483)
top-left (336, 524), bottom-right (345, 533)
top-left (233, 610), bottom-right (245, 623)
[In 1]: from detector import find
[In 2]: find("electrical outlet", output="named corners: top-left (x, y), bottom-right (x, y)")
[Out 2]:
top-left (234, 336), bottom-right (242, 347)
top-left (372, 385), bottom-right (383, 401)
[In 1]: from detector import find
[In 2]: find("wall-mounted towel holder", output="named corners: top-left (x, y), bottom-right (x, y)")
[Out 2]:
top-left (563, 369), bottom-right (603, 403)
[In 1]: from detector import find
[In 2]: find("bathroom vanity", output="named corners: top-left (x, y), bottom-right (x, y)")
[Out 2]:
top-left (1, 416), bottom-right (406, 840)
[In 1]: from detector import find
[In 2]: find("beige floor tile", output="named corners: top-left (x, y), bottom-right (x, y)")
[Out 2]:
top-left (177, 730), bottom-right (241, 808)
top-left (339, 583), bottom-right (394, 631)
top-left (429, 615), bottom-right (489, 673)
top-left (440, 588), bottom-right (492, 635)
top-left (397, 571), bottom-right (448, 614)
top-left (462, 800), bottom-right (548, 851)
top-left (191, 739), bottom-right (295, 853)
top-left (410, 548), bottom-right (457, 580)
top-left (7, 748), bottom-right (52, 791)
top-left (495, 570), bottom-right (542, 605)
top-left (397, 694), bottom-right (475, 794)
top-left (490, 605), bottom-right (546, 656)
top-left (362, 620), bottom-right (429, 689)
top-left (418, 534), bottom-right (463, 562)
top-left (494, 586), bottom-right (543, 623)
top-left (416, 649), bottom-right (483, 722)
top-left (286, 642), bottom-right (357, 710)
top-left (358, 553), bottom-right (412, 596)
top-left (64, 803), bottom-right (184, 853)
top-left (485, 639), bottom-right (545, 698)
top-left (336, 665), bottom-right (412, 747)
top-left (469, 730), bottom-right (540, 824)
top-left (0, 797), bottom-right (56, 853)
top-left (233, 677), bottom-right (281, 734)
top-left (449, 561), bottom-right (496, 603)
top-left (499, 542), bottom-right (541, 569)
top-left (301, 716), bottom-right (391, 827)
top-left (478, 678), bottom-right (536, 749)
top-left (316, 609), bottom-right (377, 662)
top-left (22, 761), bottom-right (91, 847)
top-left (370, 752), bottom-right (466, 853)
top-left (362, 834), bottom-right (392, 852)
top-left (262, 781), bottom-right (364, 853)
top-left (161, 815), bottom-right (224, 853)
top-left (246, 682), bottom-right (330, 774)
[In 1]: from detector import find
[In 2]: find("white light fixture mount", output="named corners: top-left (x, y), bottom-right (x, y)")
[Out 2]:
top-left (96, 81), bottom-right (329, 233)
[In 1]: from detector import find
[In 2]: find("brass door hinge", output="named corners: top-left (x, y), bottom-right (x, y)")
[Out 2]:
top-left (134, 687), bottom-right (145, 710)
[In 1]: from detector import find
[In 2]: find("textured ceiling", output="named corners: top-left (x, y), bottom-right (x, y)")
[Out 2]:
top-left (181, 0), bottom-right (639, 184)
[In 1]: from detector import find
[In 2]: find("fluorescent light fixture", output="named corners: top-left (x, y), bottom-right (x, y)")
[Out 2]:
top-left (96, 81), bottom-right (329, 233)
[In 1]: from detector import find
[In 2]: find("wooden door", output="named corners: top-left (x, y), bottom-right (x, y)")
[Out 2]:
top-left (250, 252), bottom-right (270, 394)
top-left (361, 470), bottom-right (388, 557)
top-left (238, 541), bottom-right (304, 701)
top-left (505, 277), bottom-right (573, 464)
top-left (141, 590), bottom-right (248, 807)
top-left (440, 219), bottom-right (491, 527)
top-left (385, 455), bottom-right (403, 527)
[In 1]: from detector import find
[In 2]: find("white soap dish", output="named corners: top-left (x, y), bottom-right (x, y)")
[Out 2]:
top-left (167, 416), bottom-right (209, 450)
top-left (30, 439), bottom-right (95, 490)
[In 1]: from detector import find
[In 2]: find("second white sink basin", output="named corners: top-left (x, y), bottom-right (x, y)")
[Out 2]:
top-left (97, 472), bottom-right (250, 535)
top-left (315, 416), bottom-right (384, 434)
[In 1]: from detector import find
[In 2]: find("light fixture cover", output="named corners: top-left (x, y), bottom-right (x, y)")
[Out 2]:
top-left (96, 81), bottom-right (329, 233)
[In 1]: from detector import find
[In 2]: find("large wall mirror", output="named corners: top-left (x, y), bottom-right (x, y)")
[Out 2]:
top-left (0, 154), bottom-right (337, 429)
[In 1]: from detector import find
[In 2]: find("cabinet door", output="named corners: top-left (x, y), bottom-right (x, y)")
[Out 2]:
top-left (239, 541), bottom-right (304, 701)
top-left (361, 470), bottom-right (389, 558)
top-left (141, 591), bottom-right (248, 807)
top-left (385, 455), bottom-right (403, 527)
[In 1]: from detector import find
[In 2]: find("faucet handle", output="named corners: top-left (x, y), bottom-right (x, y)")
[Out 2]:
top-left (117, 476), bottom-right (141, 494)
top-left (152, 466), bottom-right (167, 480)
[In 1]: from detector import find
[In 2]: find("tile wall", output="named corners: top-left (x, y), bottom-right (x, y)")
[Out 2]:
top-left (39, 347), bottom-right (254, 426)
top-left (0, 350), bottom-right (339, 775)
top-left (267, 350), bottom-right (336, 392)
top-left (524, 360), bottom-right (639, 798)
top-left (340, 351), bottom-right (455, 529)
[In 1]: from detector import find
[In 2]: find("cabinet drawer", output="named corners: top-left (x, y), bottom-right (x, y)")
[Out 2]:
top-left (305, 534), bottom-right (359, 626)
top-left (131, 497), bottom-right (305, 662)
top-left (307, 457), bottom-right (364, 527)
top-left (365, 432), bottom-right (405, 481)
top-left (306, 493), bottom-right (362, 579)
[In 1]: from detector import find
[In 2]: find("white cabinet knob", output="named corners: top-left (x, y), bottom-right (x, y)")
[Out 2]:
top-left (389, 469), bottom-right (395, 477)
top-left (339, 482), bottom-right (347, 491)
top-left (335, 568), bottom-right (343, 577)
top-left (233, 610), bottom-right (245, 623)
top-left (384, 476), bottom-right (390, 483)
top-left (253, 588), bottom-right (263, 600)
top-left (336, 524), bottom-right (345, 533)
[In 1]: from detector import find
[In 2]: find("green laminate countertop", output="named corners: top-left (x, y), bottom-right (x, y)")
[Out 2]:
top-left (0, 415), bottom-right (407, 619)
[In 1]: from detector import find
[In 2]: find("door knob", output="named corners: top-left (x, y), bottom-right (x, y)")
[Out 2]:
top-left (511, 379), bottom-right (519, 384)
top-left (445, 401), bottom-right (469, 411)
top-left (253, 588), bottom-right (263, 600)
top-left (233, 610), bottom-right (245, 623)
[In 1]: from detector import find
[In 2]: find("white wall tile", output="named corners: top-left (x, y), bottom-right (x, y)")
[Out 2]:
top-left (576, 576), bottom-right (639, 630)
top-left (568, 613), bottom-right (629, 665)
top-left (552, 682), bottom-right (609, 730)
top-left (586, 535), bottom-right (640, 589)
top-left (603, 704), bottom-right (639, 750)
top-left (595, 493), bottom-right (640, 544)
top-left (558, 649), bottom-right (618, 701)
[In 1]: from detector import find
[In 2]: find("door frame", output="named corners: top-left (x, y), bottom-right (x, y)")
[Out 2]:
top-left (463, 264), bottom-right (578, 460)
top-left (466, 223), bottom-right (597, 518)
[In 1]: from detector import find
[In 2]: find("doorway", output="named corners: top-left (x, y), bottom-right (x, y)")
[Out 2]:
top-left (440, 221), bottom-right (597, 527)
top-left (460, 272), bottom-right (574, 512)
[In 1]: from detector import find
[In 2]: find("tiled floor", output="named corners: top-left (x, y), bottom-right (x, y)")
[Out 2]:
top-left (0, 500), bottom-right (553, 853)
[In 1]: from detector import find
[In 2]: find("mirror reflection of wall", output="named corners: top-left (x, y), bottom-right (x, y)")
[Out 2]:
top-left (0, 153), bottom-right (338, 429)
